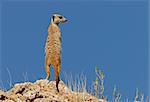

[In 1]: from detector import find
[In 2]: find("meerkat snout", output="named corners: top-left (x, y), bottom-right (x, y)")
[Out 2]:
top-left (52, 14), bottom-right (67, 25)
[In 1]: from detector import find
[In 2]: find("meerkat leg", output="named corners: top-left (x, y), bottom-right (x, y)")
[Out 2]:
top-left (45, 64), bottom-right (50, 80)
top-left (45, 57), bottom-right (51, 80)
top-left (54, 64), bottom-right (60, 92)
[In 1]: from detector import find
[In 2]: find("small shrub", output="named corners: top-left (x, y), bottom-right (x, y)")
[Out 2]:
top-left (134, 88), bottom-right (145, 102)
top-left (113, 86), bottom-right (121, 102)
top-left (93, 66), bottom-right (105, 99)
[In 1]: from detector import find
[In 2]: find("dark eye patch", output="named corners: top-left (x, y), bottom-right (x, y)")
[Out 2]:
top-left (52, 16), bottom-right (55, 21)
top-left (59, 16), bottom-right (63, 19)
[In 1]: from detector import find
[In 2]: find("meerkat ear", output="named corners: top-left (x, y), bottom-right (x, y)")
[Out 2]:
top-left (52, 15), bottom-right (55, 22)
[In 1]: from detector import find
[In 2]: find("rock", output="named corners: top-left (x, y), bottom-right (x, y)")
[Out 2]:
top-left (0, 79), bottom-right (105, 102)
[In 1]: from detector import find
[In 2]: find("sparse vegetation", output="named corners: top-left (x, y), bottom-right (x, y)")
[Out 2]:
top-left (6, 68), bottom-right (12, 88)
top-left (134, 88), bottom-right (145, 102)
top-left (113, 86), bottom-right (121, 102)
top-left (0, 67), bottom-right (148, 102)
top-left (93, 66), bottom-right (105, 99)
top-left (63, 72), bottom-right (87, 93)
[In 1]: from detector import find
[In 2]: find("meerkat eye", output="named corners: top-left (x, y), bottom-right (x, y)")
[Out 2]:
top-left (59, 16), bottom-right (63, 19)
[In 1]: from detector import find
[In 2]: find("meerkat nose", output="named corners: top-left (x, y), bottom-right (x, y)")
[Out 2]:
top-left (64, 19), bottom-right (68, 22)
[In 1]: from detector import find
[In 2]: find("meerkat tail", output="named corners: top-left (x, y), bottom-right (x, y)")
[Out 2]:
top-left (56, 77), bottom-right (60, 92)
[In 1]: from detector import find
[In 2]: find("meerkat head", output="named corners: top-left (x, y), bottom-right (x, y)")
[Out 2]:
top-left (51, 14), bottom-right (67, 25)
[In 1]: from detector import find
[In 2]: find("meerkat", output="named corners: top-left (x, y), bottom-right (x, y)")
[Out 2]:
top-left (45, 14), bottom-right (67, 92)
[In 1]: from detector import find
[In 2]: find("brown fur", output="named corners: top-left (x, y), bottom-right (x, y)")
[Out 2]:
top-left (45, 14), bottom-right (67, 92)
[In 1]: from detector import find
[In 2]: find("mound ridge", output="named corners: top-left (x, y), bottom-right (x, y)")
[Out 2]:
top-left (0, 79), bottom-right (105, 102)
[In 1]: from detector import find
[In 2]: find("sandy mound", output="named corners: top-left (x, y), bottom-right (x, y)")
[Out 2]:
top-left (0, 79), bottom-right (105, 102)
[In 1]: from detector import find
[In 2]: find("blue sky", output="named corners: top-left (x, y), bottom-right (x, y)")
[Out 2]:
top-left (0, 0), bottom-right (149, 101)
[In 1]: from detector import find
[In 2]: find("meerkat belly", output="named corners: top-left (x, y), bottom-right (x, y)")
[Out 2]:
top-left (45, 32), bottom-right (61, 63)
